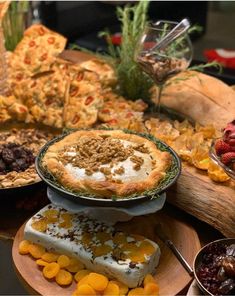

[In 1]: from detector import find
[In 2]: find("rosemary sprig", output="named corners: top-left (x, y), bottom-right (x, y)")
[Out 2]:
top-left (188, 61), bottom-right (223, 73)
top-left (99, 1), bottom-right (154, 102)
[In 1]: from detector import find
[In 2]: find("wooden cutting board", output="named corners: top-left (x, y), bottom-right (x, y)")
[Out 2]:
top-left (12, 211), bottom-right (200, 296)
top-left (60, 49), bottom-right (235, 238)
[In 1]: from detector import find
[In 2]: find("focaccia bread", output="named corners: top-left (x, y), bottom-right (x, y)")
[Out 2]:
top-left (80, 58), bottom-right (117, 86)
top-left (12, 68), bottom-right (70, 128)
top-left (63, 63), bottom-right (104, 128)
top-left (9, 24), bottom-right (67, 76)
top-left (153, 71), bottom-right (235, 130)
top-left (42, 129), bottom-right (172, 198)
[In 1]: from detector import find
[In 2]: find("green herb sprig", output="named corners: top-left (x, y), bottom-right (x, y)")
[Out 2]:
top-left (99, 1), bottom-right (154, 102)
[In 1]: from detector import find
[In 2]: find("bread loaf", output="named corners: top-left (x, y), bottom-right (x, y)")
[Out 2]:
top-left (153, 71), bottom-right (235, 130)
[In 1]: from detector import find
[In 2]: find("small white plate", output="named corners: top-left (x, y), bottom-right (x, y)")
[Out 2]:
top-left (47, 187), bottom-right (166, 224)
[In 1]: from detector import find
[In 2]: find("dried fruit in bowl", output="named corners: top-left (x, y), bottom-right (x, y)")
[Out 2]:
top-left (208, 161), bottom-right (230, 182)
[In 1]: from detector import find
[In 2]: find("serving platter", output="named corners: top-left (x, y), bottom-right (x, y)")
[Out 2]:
top-left (36, 129), bottom-right (181, 207)
top-left (12, 210), bottom-right (201, 296)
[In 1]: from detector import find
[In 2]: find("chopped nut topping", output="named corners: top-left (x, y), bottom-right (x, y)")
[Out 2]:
top-left (130, 155), bottom-right (144, 171)
top-left (133, 144), bottom-right (149, 154)
top-left (60, 137), bottom-right (141, 177)
top-left (114, 166), bottom-right (125, 175)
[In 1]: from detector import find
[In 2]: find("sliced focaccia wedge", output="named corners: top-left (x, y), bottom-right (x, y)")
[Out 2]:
top-left (63, 64), bottom-right (103, 128)
top-left (9, 24), bottom-right (67, 76)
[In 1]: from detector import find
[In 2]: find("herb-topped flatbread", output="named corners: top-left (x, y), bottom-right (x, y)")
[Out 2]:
top-left (63, 64), bottom-right (104, 128)
top-left (9, 24), bottom-right (67, 76)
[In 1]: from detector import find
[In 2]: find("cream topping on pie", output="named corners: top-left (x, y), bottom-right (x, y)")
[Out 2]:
top-left (63, 139), bottom-right (153, 183)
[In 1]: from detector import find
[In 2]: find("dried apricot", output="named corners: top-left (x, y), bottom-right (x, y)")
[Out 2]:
top-left (103, 282), bottom-right (119, 296)
top-left (57, 255), bottom-right (70, 268)
top-left (77, 275), bottom-right (90, 288)
top-left (31, 218), bottom-right (48, 232)
top-left (81, 233), bottom-right (93, 247)
top-left (128, 287), bottom-right (144, 296)
top-left (87, 272), bottom-right (108, 291)
top-left (113, 232), bottom-right (127, 245)
top-left (43, 262), bottom-right (60, 279)
top-left (110, 280), bottom-right (128, 295)
top-left (143, 274), bottom-right (155, 286)
top-left (43, 209), bottom-right (59, 223)
top-left (19, 240), bottom-right (30, 255)
top-left (36, 259), bottom-right (49, 267)
top-left (66, 258), bottom-right (84, 273)
top-left (144, 282), bottom-right (159, 295)
top-left (55, 269), bottom-right (73, 286)
top-left (76, 284), bottom-right (96, 295)
top-left (41, 252), bottom-right (59, 263)
top-left (95, 232), bottom-right (111, 243)
top-left (74, 270), bottom-right (91, 282)
top-left (59, 213), bottom-right (72, 228)
top-left (139, 241), bottom-right (155, 256)
top-left (122, 242), bottom-right (138, 253)
top-left (28, 244), bottom-right (46, 259)
top-left (129, 252), bottom-right (146, 263)
top-left (92, 245), bottom-right (112, 257)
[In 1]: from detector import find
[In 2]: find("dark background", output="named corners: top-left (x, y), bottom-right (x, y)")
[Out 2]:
top-left (37, 1), bottom-right (235, 84)
top-left (39, 1), bottom-right (208, 50)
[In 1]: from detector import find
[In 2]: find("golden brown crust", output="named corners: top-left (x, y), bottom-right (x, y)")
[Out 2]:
top-left (10, 24), bottom-right (67, 76)
top-left (42, 130), bottom-right (172, 198)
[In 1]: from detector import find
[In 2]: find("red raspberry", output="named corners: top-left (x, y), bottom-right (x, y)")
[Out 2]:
top-left (223, 120), bottom-right (235, 146)
top-left (221, 152), bottom-right (235, 166)
top-left (214, 139), bottom-right (231, 155)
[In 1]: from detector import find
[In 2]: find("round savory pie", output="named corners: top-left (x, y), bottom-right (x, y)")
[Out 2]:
top-left (41, 130), bottom-right (172, 198)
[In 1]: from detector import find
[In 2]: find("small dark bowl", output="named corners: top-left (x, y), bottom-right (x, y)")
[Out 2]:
top-left (194, 238), bottom-right (235, 296)
top-left (0, 179), bottom-right (45, 201)
top-left (36, 129), bottom-right (181, 207)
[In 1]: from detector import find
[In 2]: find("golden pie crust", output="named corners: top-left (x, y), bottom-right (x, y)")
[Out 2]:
top-left (42, 130), bottom-right (172, 198)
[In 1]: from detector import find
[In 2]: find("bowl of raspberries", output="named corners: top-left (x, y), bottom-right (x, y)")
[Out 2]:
top-left (210, 120), bottom-right (235, 179)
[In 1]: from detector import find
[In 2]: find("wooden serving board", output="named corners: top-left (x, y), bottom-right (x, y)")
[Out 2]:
top-left (13, 211), bottom-right (201, 296)
top-left (60, 49), bottom-right (235, 238)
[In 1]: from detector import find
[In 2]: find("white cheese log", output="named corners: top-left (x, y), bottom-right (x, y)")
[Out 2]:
top-left (24, 204), bottom-right (161, 288)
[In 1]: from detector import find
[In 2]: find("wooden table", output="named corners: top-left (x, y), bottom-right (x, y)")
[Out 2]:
top-left (0, 185), bottom-right (223, 296)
